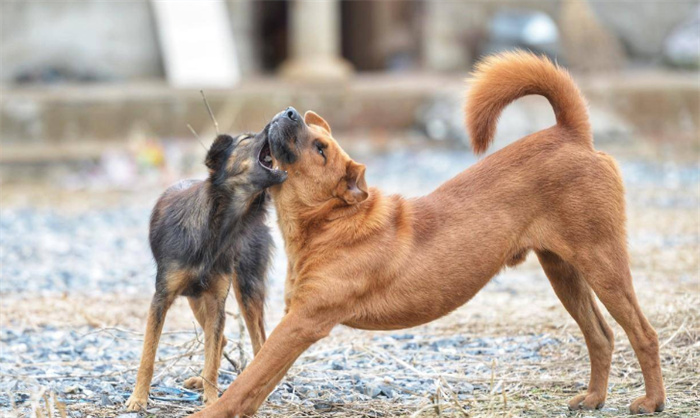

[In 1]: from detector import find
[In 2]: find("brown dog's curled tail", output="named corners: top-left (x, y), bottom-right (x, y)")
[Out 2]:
top-left (465, 50), bottom-right (592, 155)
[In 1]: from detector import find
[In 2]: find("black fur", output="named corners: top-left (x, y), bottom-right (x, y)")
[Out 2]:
top-left (149, 132), bottom-right (286, 305)
top-left (127, 130), bottom-right (286, 411)
top-left (204, 134), bottom-right (235, 186)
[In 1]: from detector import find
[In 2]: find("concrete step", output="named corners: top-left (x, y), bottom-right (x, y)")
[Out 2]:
top-left (1, 75), bottom-right (459, 147)
top-left (2, 72), bottom-right (697, 147)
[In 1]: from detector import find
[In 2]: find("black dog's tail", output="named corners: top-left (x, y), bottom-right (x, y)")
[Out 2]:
top-left (465, 50), bottom-right (592, 155)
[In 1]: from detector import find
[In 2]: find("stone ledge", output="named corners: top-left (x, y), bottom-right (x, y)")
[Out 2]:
top-left (1, 72), bottom-right (697, 147)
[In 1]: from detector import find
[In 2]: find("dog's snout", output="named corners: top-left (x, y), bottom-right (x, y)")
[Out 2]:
top-left (285, 107), bottom-right (300, 122)
top-left (272, 107), bottom-right (301, 126)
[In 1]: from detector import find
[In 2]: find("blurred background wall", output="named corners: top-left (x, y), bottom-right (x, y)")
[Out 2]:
top-left (1, 0), bottom-right (698, 188)
top-left (4, 1), bottom-right (699, 78)
top-left (3, 0), bottom-right (698, 80)
top-left (1, 2), bottom-right (164, 83)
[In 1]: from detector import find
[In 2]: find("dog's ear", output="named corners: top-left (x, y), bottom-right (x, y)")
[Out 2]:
top-left (304, 110), bottom-right (332, 134)
top-left (205, 134), bottom-right (234, 172)
top-left (340, 160), bottom-right (368, 205)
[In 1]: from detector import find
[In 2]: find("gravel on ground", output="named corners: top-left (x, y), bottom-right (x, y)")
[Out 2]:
top-left (2, 146), bottom-right (698, 417)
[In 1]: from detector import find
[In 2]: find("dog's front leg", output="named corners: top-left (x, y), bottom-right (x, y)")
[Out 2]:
top-left (283, 263), bottom-right (295, 314)
top-left (188, 308), bottom-right (336, 418)
top-left (126, 291), bottom-right (176, 411)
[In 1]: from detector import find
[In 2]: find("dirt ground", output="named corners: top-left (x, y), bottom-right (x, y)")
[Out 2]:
top-left (1, 142), bottom-right (698, 417)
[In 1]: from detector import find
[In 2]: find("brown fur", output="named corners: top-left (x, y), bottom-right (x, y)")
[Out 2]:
top-left (466, 51), bottom-right (592, 155)
top-left (190, 51), bottom-right (665, 417)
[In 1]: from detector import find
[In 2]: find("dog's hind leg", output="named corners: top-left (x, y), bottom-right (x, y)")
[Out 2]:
top-left (572, 245), bottom-right (665, 414)
top-left (126, 287), bottom-right (176, 411)
top-left (233, 231), bottom-right (271, 356)
top-left (536, 250), bottom-right (613, 411)
top-left (232, 272), bottom-right (266, 355)
top-left (184, 295), bottom-right (228, 392)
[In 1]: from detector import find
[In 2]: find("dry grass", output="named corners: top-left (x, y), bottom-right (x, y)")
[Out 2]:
top-left (5, 261), bottom-right (698, 417)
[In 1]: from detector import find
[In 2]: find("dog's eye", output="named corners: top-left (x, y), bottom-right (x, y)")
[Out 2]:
top-left (314, 141), bottom-right (326, 159)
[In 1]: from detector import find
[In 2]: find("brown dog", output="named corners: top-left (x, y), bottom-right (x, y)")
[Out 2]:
top-left (190, 51), bottom-right (666, 417)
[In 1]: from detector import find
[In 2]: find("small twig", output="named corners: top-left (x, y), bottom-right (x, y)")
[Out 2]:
top-left (660, 319), bottom-right (686, 349)
top-left (237, 308), bottom-right (247, 370)
top-left (188, 367), bottom-right (222, 395)
top-left (53, 392), bottom-right (67, 418)
top-left (200, 90), bottom-right (219, 135)
top-left (223, 351), bottom-right (241, 373)
top-left (153, 336), bottom-right (198, 383)
top-left (410, 402), bottom-right (435, 418)
top-left (434, 382), bottom-right (442, 417)
top-left (367, 345), bottom-right (424, 377)
top-left (193, 320), bottom-right (202, 345)
top-left (10, 388), bottom-right (16, 411)
top-left (187, 123), bottom-right (208, 151)
top-left (487, 358), bottom-right (497, 414)
top-left (81, 326), bottom-right (193, 339)
top-left (42, 392), bottom-right (53, 418)
top-left (440, 376), bottom-right (469, 417)
top-left (225, 310), bottom-right (241, 318)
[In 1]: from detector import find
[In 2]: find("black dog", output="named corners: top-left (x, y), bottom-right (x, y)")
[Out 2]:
top-left (126, 130), bottom-right (286, 411)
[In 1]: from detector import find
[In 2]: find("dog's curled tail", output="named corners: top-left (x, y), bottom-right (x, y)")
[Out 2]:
top-left (465, 50), bottom-right (592, 155)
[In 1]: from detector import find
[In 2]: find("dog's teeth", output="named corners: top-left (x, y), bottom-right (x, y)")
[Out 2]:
top-left (264, 156), bottom-right (272, 163)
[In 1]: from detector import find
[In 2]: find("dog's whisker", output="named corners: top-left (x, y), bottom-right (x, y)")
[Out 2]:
top-left (200, 90), bottom-right (219, 135)
top-left (187, 123), bottom-right (208, 151)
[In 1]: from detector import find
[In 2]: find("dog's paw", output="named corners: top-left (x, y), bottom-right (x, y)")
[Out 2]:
top-left (568, 392), bottom-right (606, 411)
top-left (184, 376), bottom-right (205, 389)
top-left (630, 396), bottom-right (665, 414)
top-left (125, 394), bottom-right (148, 411)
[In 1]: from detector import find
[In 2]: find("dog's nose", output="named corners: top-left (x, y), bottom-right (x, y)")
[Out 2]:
top-left (285, 107), bottom-right (300, 122)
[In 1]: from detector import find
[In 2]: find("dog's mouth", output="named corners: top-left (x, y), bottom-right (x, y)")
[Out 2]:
top-left (266, 121), bottom-right (299, 166)
top-left (258, 140), bottom-right (281, 173)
